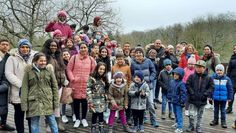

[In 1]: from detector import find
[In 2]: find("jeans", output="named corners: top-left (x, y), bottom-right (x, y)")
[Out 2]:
top-left (0, 114), bottom-right (7, 125)
top-left (161, 94), bottom-right (173, 113)
top-left (173, 104), bottom-right (183, 129)
top-left (151, 80), bottom-right (157, 102)
top-left (108, 109), bottom-right (127, 126)
top-left (188, 104), bottom-right (205, 127)
top-left (31, 115), bottom-right (58, 133)
top-left (213, 100), bottom-right (227, 121)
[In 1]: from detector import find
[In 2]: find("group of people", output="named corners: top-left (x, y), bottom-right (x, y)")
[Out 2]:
top-left (0, 10), bottom-right (236, 133)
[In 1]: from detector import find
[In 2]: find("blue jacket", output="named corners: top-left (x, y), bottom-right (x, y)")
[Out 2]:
top-left (158, 69), bottom-right (173, 94)
top-left (211, 73), bottom-right (233, 101)
top-left (168, 80), bottom-right (187, 106)
top-left (131, 58), bottom-right (156, 89)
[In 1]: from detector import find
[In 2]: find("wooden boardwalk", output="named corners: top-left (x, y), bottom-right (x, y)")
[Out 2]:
top-left (1, 103), bottom-right (236, 133)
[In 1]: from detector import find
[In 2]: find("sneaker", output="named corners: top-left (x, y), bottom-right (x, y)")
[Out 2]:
top-left (205, 104), bottom-right (213, 109)
top-left (209, 120), bottom-right (218, 126)
top-left (171, 123), bottom-right (177, 128)
top-left (73, 120), bottom-right (80, 128)
top-left (175, 128), bottom-right (183, 133)
top-left (161, 113), bottom-right (166, 120)
top-left (151, 120), bottom-right (159, 127)
top-left (132, 126), bottom-right (139, 132)
top-left (232, 123), bottom-right (236, 129)
top-left (196, 126), bottom-right (203, 133)
top-left (226, 108), bottom-right (232, 114)
top-left (62, 115), bottom-right (69, 123)
top-left (81, 119), bottom-right (88, 127)
top-left (186, 125), bottom-right (194, 132)
top-left (221, 121), bottom-right (227, 128)
top-left (0, 124), bottom-right (15, 131)
top-left (154, 102), bottom-right (158, 109)
top-left (139, 125), bottom-right (144, 132)
top-left (143, 117), bottom-right (148, 123)
top-left (185, 110), bottom-right (189, 116)
top-left (91, 125), bottom-right (97, 133)
top-left (169, 113), bottom-right (175, 120)
top-left (72, 114), bottom-right (76, 122)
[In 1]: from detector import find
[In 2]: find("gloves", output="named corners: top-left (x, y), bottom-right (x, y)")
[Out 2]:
top-left (140, 91), bottom-right (146, 98)
top-left (135, 90), bottom-right (141, 97)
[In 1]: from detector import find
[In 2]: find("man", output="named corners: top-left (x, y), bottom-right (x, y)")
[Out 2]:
top-left (0, 39), bottom-right (15, 131)
top-left (123, 42), bottom-right (131, 65)
top-left (146, 39), bottom-right (165, 59)
top-left (45, 10), bottom-right (72, 41)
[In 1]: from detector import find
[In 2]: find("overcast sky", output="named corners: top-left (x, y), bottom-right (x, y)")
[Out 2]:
top-left (112, 0), bottom-right (236, 34)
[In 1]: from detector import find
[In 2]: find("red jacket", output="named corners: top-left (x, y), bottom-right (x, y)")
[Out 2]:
top-left (45, 22), bottom-right (72, 39)
top-left (179, 53), bottom-right (200, 68)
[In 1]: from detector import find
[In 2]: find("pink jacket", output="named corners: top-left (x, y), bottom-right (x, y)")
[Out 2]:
top-left (45, 22), bottom-right (72, 39)
top-left (67, 53), bottom-right (96, 99)
top-left (182, 67), bottom-right (195, 83)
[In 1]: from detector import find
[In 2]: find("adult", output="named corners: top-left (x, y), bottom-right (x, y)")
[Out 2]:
top-left (5, 39), bottom-right (35, 133)
top-left (45, 10), bottom-right (72, 41)
top-left (131, 47), bottom-right (159, 127)
top-left (146, 39), bottom-right (165, 59)
top-left (0, 39), bottom-right (15, 131)
top-left (226, 45), bottom-right (236, 114)
top-left (123, 42), bottom-right (132, 65)
top-left (202, 45), bottom-right (221, 75)
top-left (67, 42), bottom-right (96, 128)
top-left (41, 39), bottom-right (67, 131)
top-left (159, 45), bottom-right (179, 69)
top-left (179, 44), bottom-right (200, 68)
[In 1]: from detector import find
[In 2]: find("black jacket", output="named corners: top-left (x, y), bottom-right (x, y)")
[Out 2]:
top-left (0, 53), bottom-right (10, 115)
top-left (186, 72), bottom-right (214, 107)
top-left (227, 53), bottom-right (236, 89)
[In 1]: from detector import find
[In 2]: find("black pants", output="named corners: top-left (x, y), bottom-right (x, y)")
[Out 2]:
top-left (155, 82), bottom-right (160, 101)
top-left (132, 109), bottom-right (145, 126)
top-left (73, 99), bottom-right (88, 120)
top-left (227, 88), bottom-right (236, 110)
top-left (91, 112), bottom-right (103, 124)
top-left (0, 114), bottom-right (7, 125)
top-left (125, 96), bottom-right (132, 120)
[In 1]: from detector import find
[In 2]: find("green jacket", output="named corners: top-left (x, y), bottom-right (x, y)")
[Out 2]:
top-left (21, 64), bottom-right (59, 118)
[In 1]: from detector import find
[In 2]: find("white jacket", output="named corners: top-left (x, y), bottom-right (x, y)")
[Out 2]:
top-left (5, 50), bottom-right (35, 103)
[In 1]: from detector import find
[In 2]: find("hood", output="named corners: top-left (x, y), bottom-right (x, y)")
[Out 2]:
top-left (172, 67), bottom-right (185, 79)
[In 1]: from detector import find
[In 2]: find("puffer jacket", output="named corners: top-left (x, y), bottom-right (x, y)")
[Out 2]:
top-left (45, 22), bottom-right (72, 39)
top-left (86, 76), bottom-right (107, 113)
top-left (131, 58), bottom-right (156, 89)
top-left (227, 53), bottom-right (236, 89)
top-left (5, 51), bottom-right (35, 103)
top-left (0, 51), bottom-right (10, 115)
top-left (211, 73), bottom-right (233, 101)
top-left (108, 80), bottom-right (128, 110)
top-left (67, 53), bottom-right (96, 99)
top-left (186, 72), bottom-right (214, 107)
top-left (128, 81), bottom-right (150, 110)
top-left (158, 69), bottom-right (173, 95)
top-left (21, 64), bottom-right (59, 118)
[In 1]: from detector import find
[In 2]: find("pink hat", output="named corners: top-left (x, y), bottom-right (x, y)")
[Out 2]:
top-left (57, 10), bottom-right (67, 17)
top-left (187, 54), bottom-right (196, 64)
top-left (53, 29), bottom-right (62, 37)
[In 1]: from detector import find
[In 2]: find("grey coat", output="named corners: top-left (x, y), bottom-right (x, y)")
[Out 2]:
top-left (128, 82), bottom-right (150, 110)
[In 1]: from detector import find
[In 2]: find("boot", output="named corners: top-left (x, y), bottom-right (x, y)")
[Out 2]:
top-left (91, 124), bottom-right (97, 133)
top-left (185, 125), bottom-right (194, 132)
top-left (226, 107), bottom-right (232, 114)
top-left (169, 112), bottom-right (175, 120)
top-left (99, 123), bottom-right (105, 133)
top-left (161, 112), bottom-right (166, 120)
top-left (108, 126), bottom-right (113, 133)
top-left (221, 121), bottom-right (227, 128)
top-left (56, 117), bottom-right (65, 132)
top-left (209, 120), bottom-right (218, 126)
top-left (123, 124), bottom-right (133, 132)
top-left (196, 126), bottom-right (203, 133)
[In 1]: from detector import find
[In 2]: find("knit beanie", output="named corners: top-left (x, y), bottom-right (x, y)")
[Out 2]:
top-left (134, 71), bottom-right (144, 81)
top-left (57, 10), bottom-right (67, 17)
top-left (187, 54), bottom-right (196, 64)
top-left (163, 59), bottom-right (172, 66)
top-left (113, 71), bottom-right (124, 79)
top-left (18, 39), bottom-right (32, 49)
top-left (215, 64), bottom-right (225, 73)
top-left (53, 29), bottom-right (62, 37)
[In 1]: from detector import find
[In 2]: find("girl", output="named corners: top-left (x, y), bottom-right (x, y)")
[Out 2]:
top-left (87, 62), bottom-right (109, 133)
top-left (128, 71), bottom-right (150, 132)
top-left (65, 38), bottom-right (78, 56)
top-left (108, 71), bottom-right (132, 133)
top-left (20, 53), bottom-right (59, 133)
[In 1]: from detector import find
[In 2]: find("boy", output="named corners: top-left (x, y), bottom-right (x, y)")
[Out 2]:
top-left (210, 64), bottom-right (233, 128)
top-left (186, 60), bottom-right (214, 133)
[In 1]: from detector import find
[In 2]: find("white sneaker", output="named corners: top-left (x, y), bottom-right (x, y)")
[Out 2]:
top-left (185, 110), bottom-right (189, 116)
top-left (171, 123), bottom-right (177, 128)
top-left (81, 119), bottom-right (88, 127)
top-left (72, 114), bottom-right (76, 122)
top-left (175, 128), bottom-right (183, 133)
top-left (73, 120), bottom-right (80, 128)
top-left (62, 115), bottom-right (69, 123)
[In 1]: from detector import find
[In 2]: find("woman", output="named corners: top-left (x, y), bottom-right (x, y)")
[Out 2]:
top-left (202, 45), bottom-right (221, 75)
top-left (67, 42), bottom-right (96, 128)
top-left (96, 46), bottom-right (111, 79)
top-left (20, 53), bottom-right (59, 133)
top-left (178, 44), bottom-right (200, 68)
top-left (41, 39), bottom-right (67, 131)
top-left (5, 39), bottom-right (35, 133)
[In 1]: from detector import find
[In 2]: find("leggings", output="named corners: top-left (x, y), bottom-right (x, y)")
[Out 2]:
top-left (91, 112), bottom-right (104, 124)
top-left (132, 109), bottom-right (145, 126)
top-left (73, 99), bottom-right (88, 120)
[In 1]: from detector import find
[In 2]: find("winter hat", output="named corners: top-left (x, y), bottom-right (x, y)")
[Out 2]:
top-left (187, 54), bottom-right (196, 64)
top-left (53, 30), bottom-right (62, 37)
top-left (172, 67), bottom-right (185, 79)
top-left (57, 10), bottom-right (67, 17)
top-left (215, 64), bottom-right (225, 73)
top-left (167, 45), bottom-right (174, 49)
top-left (163, 59), bottom-right (172, 66)
top-left (18, 39), bottom-right (32, 49)
top-left (134, 71), bottom-right (144, 81)
top-left (113, 71), bottom-right (124, 79)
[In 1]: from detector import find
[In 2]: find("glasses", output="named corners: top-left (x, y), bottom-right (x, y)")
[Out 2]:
top-left (165, 64), bottom-right (171, 66)
top-left (156, 43), bottom-right (161, 44)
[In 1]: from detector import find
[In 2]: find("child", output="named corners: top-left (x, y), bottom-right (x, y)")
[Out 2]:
top-left (209, 64), bottom-right (233, 128)
top-left (108, 71), bottom-right (132, 133)
top-left (159, 59), bottom-right (174, 120)
top-left (186, 60), bottom-right (214, 133)
top-left (183, 55), bottom-right (196, 116)
top-left (87, 62), bottom-right (109, 133)
top-left (20, 53), bottom-right (59, 133)
top-left (168, 67), bottom-right (187, 133)
top-left (65, 38), bottom-right (78, 56)
top-left (128, 71), bottom-right (150, 132)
